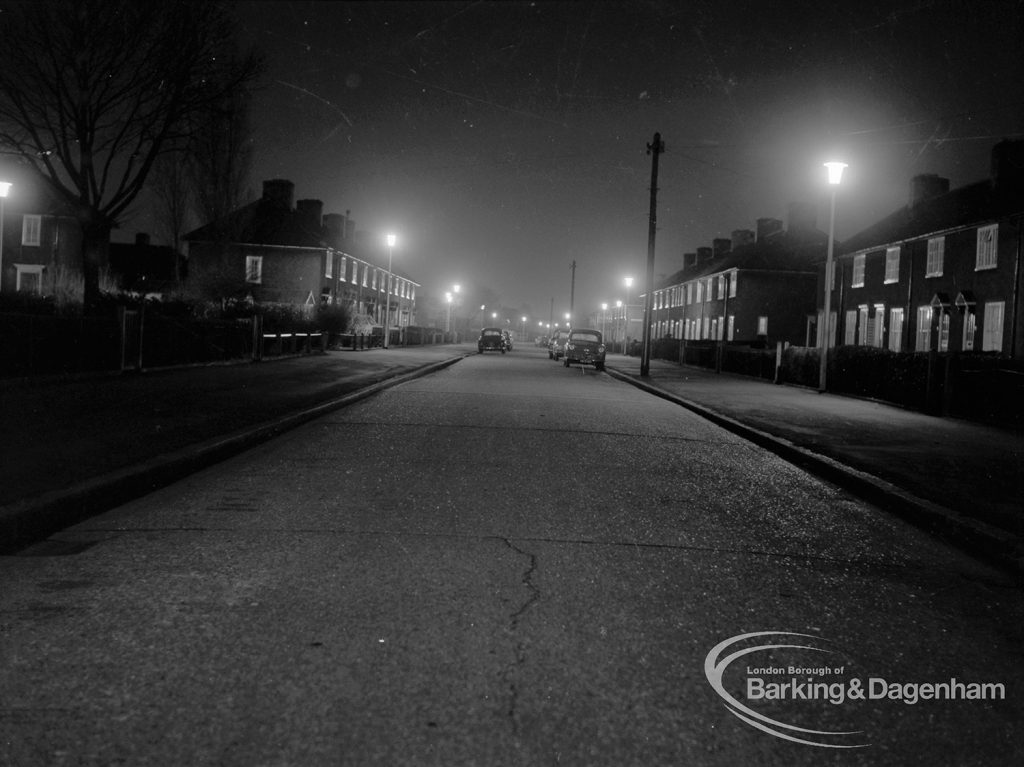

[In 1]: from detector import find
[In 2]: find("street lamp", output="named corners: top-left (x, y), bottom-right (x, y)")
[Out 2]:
top-left (600, 302), bottom-right (608, 340)
top-left (0, 181), bottom-right (10, 293)
top-left (521, 316), bottom-right (527, 341)
top-left (818, 162), bottom-right (846, 392)
top-left (624, 276), bottom-right (634, 355)
top-left (445, 291), bottom-right (453, 332)
top-left (383, 233), bottom-right (396, 348)
top-left (615, 300), bottom-right (623, 352)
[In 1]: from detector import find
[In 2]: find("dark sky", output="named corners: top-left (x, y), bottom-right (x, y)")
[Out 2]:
top-left (184, 0), bottom-right (1024, 323)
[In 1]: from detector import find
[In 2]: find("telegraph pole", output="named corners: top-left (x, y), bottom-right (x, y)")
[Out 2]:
top-left (641, 132), bottom-right (664, 377)
top-left (569, 259), bottom-right (576, 326)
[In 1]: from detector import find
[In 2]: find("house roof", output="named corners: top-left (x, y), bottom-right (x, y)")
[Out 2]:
top-left (184, 197), bottom-right (327, 248)
top-left (839, 178), bottom-right (1024, 256)
top-left (655, 229), bottom-right (827, 291)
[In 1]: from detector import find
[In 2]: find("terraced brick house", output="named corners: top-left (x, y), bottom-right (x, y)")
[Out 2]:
top-left (823, 140), bottom-right (1024, 358)
top-left (184, 179), bottom-right (419, 328)
top-left (0, 162), bottom-right (82, 298)
top-left (646, 204), bottom-right (827, 347)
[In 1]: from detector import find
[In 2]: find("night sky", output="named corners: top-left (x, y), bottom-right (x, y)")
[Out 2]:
top-left (152, 1), bottom-right (1024, 324)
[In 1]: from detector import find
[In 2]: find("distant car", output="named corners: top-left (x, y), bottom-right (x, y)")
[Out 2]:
top-left (502, 330), bottom-right (514, 351)
top-left (549, 329), bottom-right (569, 360)
top-left (478, 327), bottom-right (506, 353)
top-left (563, 328), bottom-right (606, 371)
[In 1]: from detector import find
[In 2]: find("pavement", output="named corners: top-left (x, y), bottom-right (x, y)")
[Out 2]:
top-left (2, 343), bottom-right (1022, 571)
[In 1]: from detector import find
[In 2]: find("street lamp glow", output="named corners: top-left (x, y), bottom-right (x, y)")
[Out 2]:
top-left (453, 284), bottom-right (460, 293)
top-left (0, 182), bottom-right (11, 295)
top-left (386, 233), bottom-right (396, 248)
top-left (819, 162), bottom-right (846, 392)
top-left (824, 161), bottom-right (847, 185)
top-left (623, 277), bottom-right (634, 355)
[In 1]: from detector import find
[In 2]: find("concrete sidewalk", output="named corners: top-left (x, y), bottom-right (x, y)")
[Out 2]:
top-left (606, 356), bottom-right (1024, 571)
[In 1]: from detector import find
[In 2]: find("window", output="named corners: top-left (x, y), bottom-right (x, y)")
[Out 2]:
top-left (21, 215), bottom-right (41, 246)
top-left (976, 224), bottom-right (997, 270)
top-left (915, 306), bottom-right (932, 351)
top-left (716, 315), bottom-right (725, 340)
top-left (14, 263), bottom-right (43, 293)
top-left (884, 247), bottom-right (900, 284)
top-left (727, 315), bottom-right (735, 341)
top-left (888, 308), bottom-right (904, 352)
top-left (852, 254), bottom-right (866, 287)
top-left (339, 256), bottom-right (347, 281)
top-left (982, 301), bottom-right (1004, 351)
top-left (729, 271), bottom-right (737, 298)
top-left (372, 270), bottom-right (379, 290)
top-left (717, 275), bottom-right (725, 299)
top-left (756, 316), bottom-right (767, 335)
top-left (696, 281), bottom-right (703, 303)
top-left (702, 316), bottom-right (710, 339)
top-left (844, 310), bottom-right (857, 345)
top-left (859, 305), bottom-right (870, 346)
top-left (963, 311), bottom-right (976, 351)
top-left (873, 304), bottom-right (885, 347)
top-left (245, 255), bottom-right (262, 284)
top-left (325, 253), bottom-right (333, 279)
top-left (926, 237), bottom-right (944, 277)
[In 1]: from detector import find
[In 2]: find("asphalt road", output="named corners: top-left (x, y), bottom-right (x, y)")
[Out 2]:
top-left (2, 347), bottom-right (1022, 766)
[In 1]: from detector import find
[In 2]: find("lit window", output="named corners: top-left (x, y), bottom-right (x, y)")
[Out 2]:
top-left (873, 304), bottom-right (885, 347)
top-left (696, 281), bottom-right (704, 303)
top-left (14, 263), bottom-right (43, 293)
top-left (888, 308), bottom-right (904, 352)
top-left (757, 315), bottom-right (767, 335)
top-left (729, 272), bottom-right (737, 298)
top-left (926, 237), bottom-right (944, 277)
top-left (852, 254), bottom-right (866, 287)
top-left (976, 224), bottom-right (998, 270)
top-left (21, 215), bottom-right (41, 246)
top-left (884, 247), bottom-right (900, 284)
top-left (325, 253), bottom-right (333, 279)
top-left (245, 255), bottom-right (262, 284)
top-left (982, 301), bottom-right (1004, 351)
top-left (340, 256), bottom-right (347, 282)
top-left (844, 310), bottom-right (857, 345)
top-left (727, 315), bottom-right (734, 341)
top-left (915, 306), bottom-right (932, 351)
top-left (717, 275), bottom-right (725, 299)
top-left (859, 305), bottom-right (870, 346)
top-left (937, 310), bottom-right (950, 352)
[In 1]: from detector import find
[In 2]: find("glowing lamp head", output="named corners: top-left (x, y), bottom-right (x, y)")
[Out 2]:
top-left (0, 182), bottom-right (11, 198)
top-left (386, 233), bottom-right (396, 248)
top-left (824, 162), bottom-right (847, 186)
top-left (624, 276), bottom-right (634, 288)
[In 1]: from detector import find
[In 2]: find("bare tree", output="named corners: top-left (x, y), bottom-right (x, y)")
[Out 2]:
top-left (150, 153), bottom-right (194, 286)
top-left (0, 0), bottom-right (261, 307)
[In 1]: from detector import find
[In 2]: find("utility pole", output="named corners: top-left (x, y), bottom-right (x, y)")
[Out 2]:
top-left (569, 259), bottom-right (576, 326)
top-left (641, 132), bottom-right (664, 377)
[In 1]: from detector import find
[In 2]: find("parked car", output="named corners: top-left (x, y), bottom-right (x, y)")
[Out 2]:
top-left (563, 328), bottom-right (606, 371)
top-left (549, 328), bottom-right (569, 360)
top-left (502, 330), bottom-right (514, 351)
top-left (478, 327), bottom-right (506, 353)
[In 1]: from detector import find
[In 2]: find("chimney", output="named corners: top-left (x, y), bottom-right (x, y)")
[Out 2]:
top-left (712, 238), bottom-right (731, 259)
top-left (682, 252), bottom-right (697, 270)
top-left (909, 174), bottom-right (950, 207)
top-left (991, 139), bottom-right (1024, 191)
top-left (697, 246), bottom-right (713, 263)
top-left (295, 199), bottom-right (324, 230)
top-left (787, 201), bottom-right (816, 232)
top-left (731, 229), bottom-right (755, 249)
top-left (756, 217), bottom-right (783, 242)
top-left (262, 179), bottom-right (295, 210)
top-left (323, 213), bottom-right (345, 248)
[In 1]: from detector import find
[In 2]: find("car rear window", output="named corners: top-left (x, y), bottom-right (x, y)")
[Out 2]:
top-left (483, 330), bottom-right (501, 336)
top-left (572, 332), bottom-right (601, 343)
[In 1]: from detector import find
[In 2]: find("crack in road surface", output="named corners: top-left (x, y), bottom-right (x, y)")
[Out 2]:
top-left (501, 538), bottom-right (541, 738)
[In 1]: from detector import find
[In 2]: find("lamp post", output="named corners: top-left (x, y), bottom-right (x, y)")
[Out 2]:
top-left (818, 162), bottom-right (846, 392)
top-left (623, 276), bottom-right (634, 355)
top-left (615, 300), bottom-right (623, 352)
top-left (0, 182), bottom-right (10, 294)
top-left (601, 302), bottom-right (608, 340)
top-left (520, 316), bottom-right (527, 341)
top-left (383, 233), bottom-right (396, 348)
top-left (445, 292), bottom-right (453, 333)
